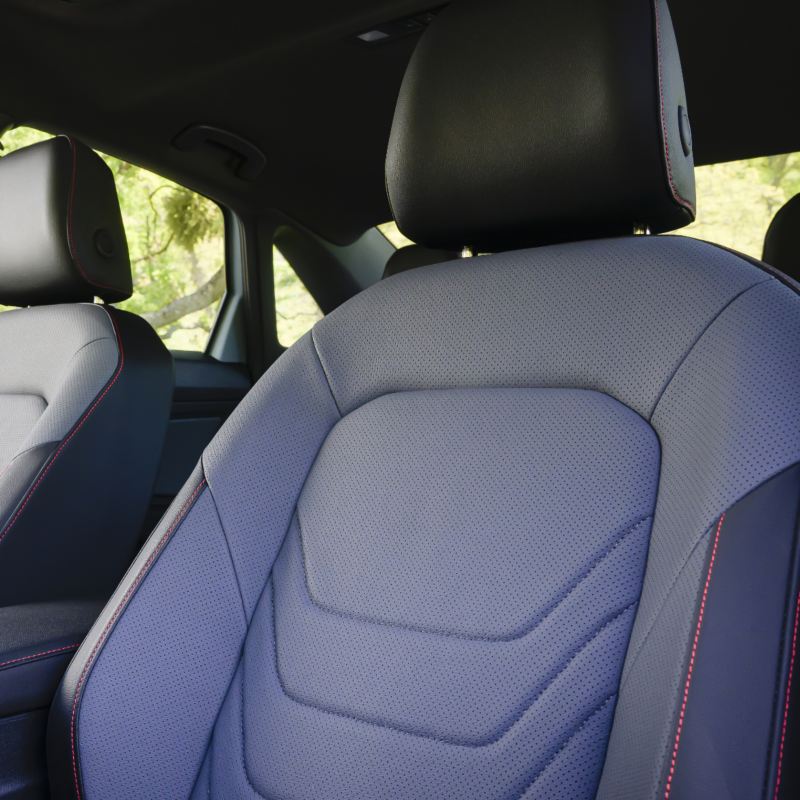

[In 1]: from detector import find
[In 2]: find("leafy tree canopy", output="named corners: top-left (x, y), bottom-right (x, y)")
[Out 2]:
top-left (0, 126), bottom-right (224, 350)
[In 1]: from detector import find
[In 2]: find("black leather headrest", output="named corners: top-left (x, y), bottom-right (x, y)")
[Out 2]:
top-left (386, 0), bottom-right (696, 252)
top-left (383, 245), bottom-right (460, 279)
top-left (0, 136), bottom-right (132, 305)
top-left (763, 194), bottom-right (800, 280)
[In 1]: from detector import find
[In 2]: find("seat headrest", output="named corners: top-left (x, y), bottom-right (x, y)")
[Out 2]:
top-left (763, 194), bottom-right (800, 280)
top-left (386, 0), bottom-right (696, 252)
top-left (382, 245), bottom-right (460, 279)
top-left (0, 136), bottom-right (132, 305)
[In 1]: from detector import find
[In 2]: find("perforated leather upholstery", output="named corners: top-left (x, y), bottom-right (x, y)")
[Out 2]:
top-left (48, 0), bottom-right (800, 797)
top-left (0, 302), bottom-right (173, 606)
top-left (0, 140), bottom-right (173, 605)
top-left (50, 236), bottom-right (800, 799)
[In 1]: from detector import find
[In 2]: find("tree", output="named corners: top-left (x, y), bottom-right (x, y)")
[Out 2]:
top-left (104, 155), bottom-right (225, 350)
top-left (0, 126), bottom-right (225, 349)
top-left (679, 152), bottom-right (800, 259)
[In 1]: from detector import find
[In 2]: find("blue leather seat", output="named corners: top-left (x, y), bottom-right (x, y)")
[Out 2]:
top-left (0, 137), bottom-right (173, 606)
top-left (48, 0), bottom-right (800, 798)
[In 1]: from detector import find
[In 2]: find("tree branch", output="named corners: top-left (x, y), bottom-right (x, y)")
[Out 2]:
top-left (141, 266), bottom-right (225, 330)
top-left (131, 233), bottom-right (174, 265)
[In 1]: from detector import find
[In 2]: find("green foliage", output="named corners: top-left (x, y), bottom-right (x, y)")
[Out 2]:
top-left (0, 126), bottom-right (51, 152)
top-left (378, 221), bottom-right (414, 249)
top-left (0, 126), bottom-right (224, 350)
top-left (677, 152), bottom-right (800, 259)
top-left (273, 246), bottom-right (323, 347)
top-left (101, 153), bottom-right (224, 350)
top-left (162, 187), bottom-right (220, 252)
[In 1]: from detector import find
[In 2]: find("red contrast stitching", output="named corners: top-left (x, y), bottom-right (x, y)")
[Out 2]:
top-left (65, 137), bottom-right (117, 293)
top-left (652, 0), bottom-right (695, 214)
top-left (0, 307), bottom-right (124, 548)
top-left (664, 513), bottom-right (725, 799)
top-left (774, 590), bottom-right (800, 799)
top-left (69, 478), bottom-right (207, 800)
top-left (0, 643), bottom-right (80, 670)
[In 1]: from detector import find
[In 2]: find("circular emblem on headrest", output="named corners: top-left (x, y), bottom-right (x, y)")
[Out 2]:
top-left (678, 106), bottom-right (692, 157)
top-left (93, 229), bottom-right (115, 258)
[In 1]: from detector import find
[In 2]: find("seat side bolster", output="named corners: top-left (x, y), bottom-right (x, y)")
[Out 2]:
top-left (0, 306), bottom-right (173, 605)
top-left (48, 333), bottom-right (340, 799)
top-left (47, 465), bottom-right (208, 800)
top-left (663, 465), bottom-right (800, 799)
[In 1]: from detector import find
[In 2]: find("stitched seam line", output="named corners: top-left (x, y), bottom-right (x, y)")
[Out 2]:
top-left (621, 465), bottom-right (800, 697)
top-left (0, 306), bottom-right (123, 547)
top-left (204, 476), bottom-right (247, 624)
top-left (0, 643), bottom-right (80, 670)
top-left (0, 333), bottom-right (115, 484)
top-left (310, 327), bottom-right (342, 417)
top-left (618, 524), bottom-right (709, 696)
top-left (69, 478), bottom-right (207, 800)
top-left (0, 440), bottom-right (56, 483)
top-left (187, 474), bottom-right (248, 800)
top-left (652, 0), bottom-right (694, 213)
top-left (516, 694), bottom-right (616, 798)
top-left (65, 137), bottom-right (117, 293)
top-left (663, 513), bottom-right (725, 799)
top-left (296, 512), bottom-right (651, 642)
top-left (239, 661), bottom-right (292, 800)
top-left (271, 580), bottom-right (637, 748)
top-left (648, 279), bottom-right (770, 420)
top-left (773, 590), bottom-right (800, 799)
top-left (704, 239), bottom-right (800, 296)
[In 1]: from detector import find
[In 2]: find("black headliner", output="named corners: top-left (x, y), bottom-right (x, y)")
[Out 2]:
top-left (2, 0), bottom-right (798, 243)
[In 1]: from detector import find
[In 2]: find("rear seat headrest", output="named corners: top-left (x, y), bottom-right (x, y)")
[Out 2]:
top-left (0, 136), bottom-right (132, 306)
top-left (763, 193), bottom-right (800, 280)
top-left (386, 0), bottom-right (696, 253)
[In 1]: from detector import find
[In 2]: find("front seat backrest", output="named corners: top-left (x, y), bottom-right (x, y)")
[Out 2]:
top-left (0, 136), bottom-right (173, 605)
top-left (50, 2), bottom-right (800, 799)
top-left (382, 245), bottom-right (460, 279)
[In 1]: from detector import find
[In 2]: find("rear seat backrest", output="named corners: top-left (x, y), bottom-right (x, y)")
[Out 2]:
top-left (0, 136), bottom-right (173, 605)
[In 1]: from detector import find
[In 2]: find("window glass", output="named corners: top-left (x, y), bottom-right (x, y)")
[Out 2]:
top-left (378, 221), bottom-right (414, 249)
top-left (0, 126), bottom-right (51, 152)
top-left (378, 154), bottom-right (800, 264)
top-left (0, 127), bottom-right (225, 351)
top-left (273, 245), bottom-right (323, 347)
top-left (676, 152), bottom-right (800, 260)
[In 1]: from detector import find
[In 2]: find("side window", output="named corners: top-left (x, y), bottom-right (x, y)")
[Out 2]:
top-left (378, 221), bottom-right (414, 249)
top-left (678, 152), bottom-right (800, 259)
top-left (273, 245), bottom-right (323, 347)
top-left (0, 127), bottom-right (226, 351)
top-left (378, 158), bottom-right (800, 264)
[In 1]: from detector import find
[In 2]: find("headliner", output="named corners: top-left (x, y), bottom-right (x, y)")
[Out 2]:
top-left (2, 0), bottom-right (798, 243)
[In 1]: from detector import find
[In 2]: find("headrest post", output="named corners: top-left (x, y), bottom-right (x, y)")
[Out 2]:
top-left (633, 225), bottom-right (652, 236)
